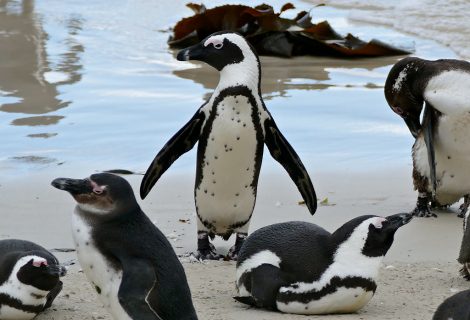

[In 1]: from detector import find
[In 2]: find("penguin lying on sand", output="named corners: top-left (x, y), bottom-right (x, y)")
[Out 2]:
top-left (0, 239), bottom-right (66, 320)
top-left (52, 173), bottom-right (198, 320)
top-left (235, 213), bottom-right (412, 314)
top-left (385, 57), bottom-right (470, 217)
top-left (140, 31), bottom-right (317, 260)
top-left (433, 289), bottom-right (470, 320)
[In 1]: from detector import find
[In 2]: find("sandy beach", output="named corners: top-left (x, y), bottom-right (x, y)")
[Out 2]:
top-left (1, 0), bottom-right (469, 319)
top-left (1, 168), bottom-right (467, 319)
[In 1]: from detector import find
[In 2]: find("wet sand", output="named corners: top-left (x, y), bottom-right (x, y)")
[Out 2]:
top-left (1, 168), bottom-right (467, 319)
top-left (1, 1), bottom-right (467, 319)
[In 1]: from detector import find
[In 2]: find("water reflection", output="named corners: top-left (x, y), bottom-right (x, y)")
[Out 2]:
top-left (0, 0), bottom-right (84, 126)
top-left (173, 53), bottom-right (401, 99)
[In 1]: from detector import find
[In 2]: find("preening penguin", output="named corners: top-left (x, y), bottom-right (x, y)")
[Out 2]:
top-left (52, 173), bottom-right (198, 320)
top-left (385, 57), bottom-right (470, 217)
top-left (140, 31), bottom-right (317, 260)
top-left (0, 239), bottom-right (66, 320)
top-left (235, 214), bottom-right (412, 314)
top-left (433, 289), bottom-right (470, 320)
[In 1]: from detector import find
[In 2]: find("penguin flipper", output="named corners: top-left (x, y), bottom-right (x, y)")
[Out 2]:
top-left (118, 259), bottom-right (163, 320)
top-left (140, 110), bottom-right (205, 199)
top-left (237, 264), bottom-right (286, 310)
top-left (264, 118), bottom-right (317, 215)
top-left (44, 280), bottom-right (63, 310)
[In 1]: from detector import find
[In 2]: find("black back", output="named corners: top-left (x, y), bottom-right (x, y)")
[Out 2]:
top-left (237, 221), bottom-right (334, 283)
top-left (82, 198), bottom-right (197, 319)
top-left (433, 290), bottom-right (470, 320)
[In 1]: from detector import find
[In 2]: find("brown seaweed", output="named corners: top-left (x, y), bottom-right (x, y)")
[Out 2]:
top-left (168, 3), bottom-right (411, 58)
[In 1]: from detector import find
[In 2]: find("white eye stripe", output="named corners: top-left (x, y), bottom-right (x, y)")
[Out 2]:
top-left (204, 37), bottom-right (224, 49)
top-left (372, 217), bottom-right (386, 229)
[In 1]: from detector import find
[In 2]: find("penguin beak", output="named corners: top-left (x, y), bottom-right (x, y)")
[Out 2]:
top-left (47, 265), bottom-right (67, 277)
top-left (403, 115), bottom-right (421, 139)
top-left (51, 177), bottom-right (93, 195)
top-left (385, 213), bottom-right (413, 230)
top-left (176, 42), bottom-right (205, 62)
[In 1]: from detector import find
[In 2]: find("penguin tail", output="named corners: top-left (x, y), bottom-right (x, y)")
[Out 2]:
top-left (233, 296), bottom-right (257, 307)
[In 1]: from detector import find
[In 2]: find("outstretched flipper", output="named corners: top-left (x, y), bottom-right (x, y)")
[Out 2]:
top-left (118, 258), bottom-right (163, 320)
top-left (264, 117), bottom-right (317, 214)
top-left (140, 110), bottom-right (206, 199)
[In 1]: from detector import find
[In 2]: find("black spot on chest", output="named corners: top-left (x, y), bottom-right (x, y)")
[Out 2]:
top-left (195, 86), bottom-right (265, 190)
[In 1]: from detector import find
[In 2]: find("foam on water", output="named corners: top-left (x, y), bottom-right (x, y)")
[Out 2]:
top-left (321, 0), bottom-right (470, 59)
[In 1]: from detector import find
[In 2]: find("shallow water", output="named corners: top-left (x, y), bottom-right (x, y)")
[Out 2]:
top-left (0, 0), bottom-right (457, 180)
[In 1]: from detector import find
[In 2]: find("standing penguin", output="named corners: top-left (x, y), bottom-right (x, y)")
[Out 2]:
top-left (0, 239), bottom-right (66, 319)
top-left (458, 208), bottom-right (470, 279)
top-left (235, 213), bottom-right (412, 314)
top-left (140, 31), bottom-right (317, 260)
top-left (433, 289), bottom-right (470, 320)
top-left (52, 173), bottom-right (198, 320)
top-left (385, 57), bottom-right (470, 217)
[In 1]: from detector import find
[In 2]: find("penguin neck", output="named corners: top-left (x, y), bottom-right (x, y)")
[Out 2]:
top-left (216, 55), bottom-right (261, 95)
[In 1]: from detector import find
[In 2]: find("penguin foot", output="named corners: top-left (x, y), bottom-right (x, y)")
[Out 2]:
top-left (460, 265), bottom-right (470, 280)
top-left (459, 196), bottom-right (470, 218)
top-left (430, 201), bottom-right (450, 210)
top-left (411, 206), bottom-right (436, 218)
top-left (194, 249), bottom-right (224, 261)
top-left (226, 233), bottom-right (247, 261)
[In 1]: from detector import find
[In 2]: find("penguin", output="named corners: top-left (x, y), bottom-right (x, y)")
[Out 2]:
top-left (0, 239), bottom-right (66, 320)
top-left (384, 57), bottom-right (470, 217)
top-left (433, 289), bottom-right (470, 320)
top-left (458, 208), bottom-right (470, 279)
top-left (51, 173), bottom-right (198, 320)
top-left (140, 31), bottom-right (317, 260)
top-left (235, 213), bottom-right (412, 314)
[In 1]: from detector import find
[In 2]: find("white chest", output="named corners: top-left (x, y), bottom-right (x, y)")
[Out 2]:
top-left (277, 287), bottom-right (373, 314)
top-left (413, 115), bottom-right (470, 203)
top-left (72, 211), bottom-right (131, 320)
top-left (195, 95), bottom-right (262, 231)
top-left (0, 305), bottom-right (37, 320)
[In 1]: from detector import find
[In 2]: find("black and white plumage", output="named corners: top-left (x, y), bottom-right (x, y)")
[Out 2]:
top-left (0, 239), bottom-right (66, 320)
top-left (458, 208), bottom-right (470, 279)
top-left (385, 57), bottom-right (470, 218)
top-left (140, 31), bottom-right (317, 260)
top-left (52, 173), bottom-right (198, 320)
top-left (235, 214), bottom-right (412, 314)
top-left (433, 289), bottom-right (470, 320)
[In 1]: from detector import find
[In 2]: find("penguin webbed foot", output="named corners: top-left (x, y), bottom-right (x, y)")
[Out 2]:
top-left (411, 205), bottom-right (436, 218)
top-left (226, 233), bottom-right (247, 261)
top-left (194, 248), bottom-right (224, 261)
top-left (458, 195), bottom-right (470, 218)
top-left (460, 265), bottom-right (470, 280)
top-left (195, 234), bottom-right (223, 260)
top-left (411, 194), bottom-right (436, 218)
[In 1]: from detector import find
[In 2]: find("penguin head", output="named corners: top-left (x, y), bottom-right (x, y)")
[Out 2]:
top-left (176, 31), bottom-right (260, 84)
top-left (15, 255), bottom-right (64, 291)
top-left (52, 173), bottom-right (138, 215)
top-left (333, 213), bottom-right (412, 258)
top-left (384, 57), bottom-right (426, 138)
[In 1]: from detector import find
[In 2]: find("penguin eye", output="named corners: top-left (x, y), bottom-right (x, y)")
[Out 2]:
top-left (214, 42), bottom-right (223, 49)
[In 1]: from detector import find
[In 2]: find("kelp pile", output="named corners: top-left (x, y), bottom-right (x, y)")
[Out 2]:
top-left (168, 3), bottom-right (411, 58)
